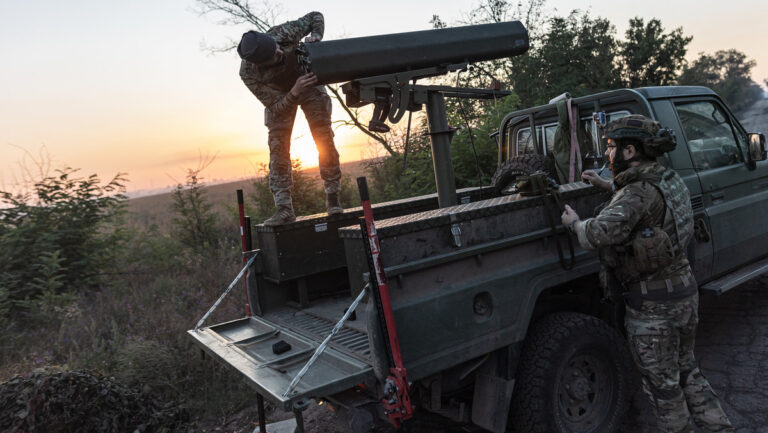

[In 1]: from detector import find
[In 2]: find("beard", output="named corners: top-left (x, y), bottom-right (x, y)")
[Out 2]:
top-left (610, 151), bottom-right (631, 177)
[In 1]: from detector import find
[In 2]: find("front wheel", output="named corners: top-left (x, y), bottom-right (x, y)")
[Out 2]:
top-left (509, 312), bottom-right (634, 433)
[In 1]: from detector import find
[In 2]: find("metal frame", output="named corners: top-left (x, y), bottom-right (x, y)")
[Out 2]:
top-left (342, 65), bottom-right (510, 208)
top-left (496, 88), bottom-right (656, 166)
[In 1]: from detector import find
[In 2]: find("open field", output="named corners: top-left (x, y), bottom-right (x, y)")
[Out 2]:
top-left (126, 159), bottom-right (372, 230)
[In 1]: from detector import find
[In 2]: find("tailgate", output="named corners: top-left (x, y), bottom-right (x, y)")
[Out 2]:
top-left (188, 316), bottom-right (374, 411)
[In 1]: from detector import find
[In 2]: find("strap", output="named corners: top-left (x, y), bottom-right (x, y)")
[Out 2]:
top-left (538, 178), bottom-right (575, 270)
top-left (566, 99), bottom-right (582, 183)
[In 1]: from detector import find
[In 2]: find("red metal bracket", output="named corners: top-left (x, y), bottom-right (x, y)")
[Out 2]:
top-left (357, 177), bottom-right (414, 426)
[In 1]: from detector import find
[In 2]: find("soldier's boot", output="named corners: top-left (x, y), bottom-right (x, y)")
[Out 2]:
top-left (326, 193), bottom-right (343, 215)
top-left (263, 205), bottom-right (296, 226)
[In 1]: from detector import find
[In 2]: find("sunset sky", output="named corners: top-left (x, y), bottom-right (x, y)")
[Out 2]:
top-left (1, 0), bottom-right (766, 194)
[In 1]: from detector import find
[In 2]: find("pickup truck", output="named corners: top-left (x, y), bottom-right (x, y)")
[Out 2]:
top-left (189, 85), bottom-right (768, 433)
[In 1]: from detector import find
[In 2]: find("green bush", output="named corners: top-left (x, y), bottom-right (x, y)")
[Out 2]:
top-left (0, 168), bottom-right (126, 319)
top-left (171, 169), bottom-right (219, 251)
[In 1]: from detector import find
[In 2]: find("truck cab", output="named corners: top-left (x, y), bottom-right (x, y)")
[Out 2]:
top-left (497, 86), bottom-right (768, 289)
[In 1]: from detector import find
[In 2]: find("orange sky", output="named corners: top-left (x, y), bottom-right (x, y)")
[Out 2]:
top-left (1, 0), bottom-right (766, 194)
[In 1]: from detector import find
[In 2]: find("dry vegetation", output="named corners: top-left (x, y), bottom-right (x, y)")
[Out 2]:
top-left (0, 159), bottom-right (369, 432)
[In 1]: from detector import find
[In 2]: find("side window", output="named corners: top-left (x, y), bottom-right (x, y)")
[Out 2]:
top-left (676, 101), bottom-right (744, 170)
top-left (516, 127), bottom-right (543, 155)
top-left (544, 126), bottom-right (557, 155)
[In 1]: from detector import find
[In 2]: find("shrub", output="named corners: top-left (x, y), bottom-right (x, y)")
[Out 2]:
top-left (0, 168), bottom-right (126, 319)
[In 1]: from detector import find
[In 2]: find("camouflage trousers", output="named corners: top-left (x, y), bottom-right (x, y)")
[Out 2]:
top-left (266, 86), bottom-right (341, 207)
top-left (625, 292), bottom-right (734, 433)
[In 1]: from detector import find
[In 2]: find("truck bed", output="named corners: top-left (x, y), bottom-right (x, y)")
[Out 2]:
top-left (263, 296), bottom-right (371, 362)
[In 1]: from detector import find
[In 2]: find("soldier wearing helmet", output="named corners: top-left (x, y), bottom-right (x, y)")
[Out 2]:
top-left (237, 12), bottom-right (343, 226)
top-left (562, 115), bottom-right (734, 432)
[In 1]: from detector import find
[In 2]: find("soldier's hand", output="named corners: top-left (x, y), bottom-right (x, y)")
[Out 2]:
top-left (304, 35), bottom-right (321, 43)
top-left (289, 73), bottom-right (319, 98)
top-left (581, 170), bottom-right (612, 191)
top-left (561, 205), bottom-right (580, 229)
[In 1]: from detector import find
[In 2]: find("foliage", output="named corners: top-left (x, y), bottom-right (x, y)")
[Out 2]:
top-left (0, 168), bottom-right (126, 317)
top-left (512, 11), bottom-right (621, 107)
top-left (0, 370), bottom-right (188, 432)
top-left (365, 94), bottom-right (521, 203)
top-left (250, 159), bottom-right (358, 219)
top-left (171, 168), bottom-right (219, 251)
top-left (679, 49), bottom-right (764, 113)
top-left (619, 17), bottom-right (692, 87)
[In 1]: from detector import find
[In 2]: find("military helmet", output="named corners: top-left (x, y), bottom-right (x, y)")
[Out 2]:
top-left (237, 31), bottom-right (277, 64)
top-left (603, 114), bottom-right (676, 157)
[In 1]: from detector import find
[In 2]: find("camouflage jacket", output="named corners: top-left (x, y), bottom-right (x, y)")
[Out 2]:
top-left (239, 12), bottom-right (325, 118)
top-left (574, 162), bottom-right (693, 283)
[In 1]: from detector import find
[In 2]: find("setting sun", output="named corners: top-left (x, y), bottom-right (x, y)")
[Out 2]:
top-left (289, 112), bottom-right (321, 167)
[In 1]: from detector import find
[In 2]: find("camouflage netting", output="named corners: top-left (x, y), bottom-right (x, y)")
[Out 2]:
top-left (0, 370), bottom-right (188, 433)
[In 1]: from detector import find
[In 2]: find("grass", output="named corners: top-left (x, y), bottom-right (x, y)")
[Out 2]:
top-left (0, 157), bottom-right (378, 431)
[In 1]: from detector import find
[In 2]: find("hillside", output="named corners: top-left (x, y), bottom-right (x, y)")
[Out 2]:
top-left (126, 159), bottom-right (372, 229)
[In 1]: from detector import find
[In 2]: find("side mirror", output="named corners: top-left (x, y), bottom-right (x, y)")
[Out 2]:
top-left (747, 133), bottom-right (767, 169)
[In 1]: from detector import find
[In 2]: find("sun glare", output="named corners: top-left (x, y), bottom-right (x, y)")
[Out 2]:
top-left (290, 133), bottom-right (321, 167)
top-left (289, 112), bottom-right (321, 167)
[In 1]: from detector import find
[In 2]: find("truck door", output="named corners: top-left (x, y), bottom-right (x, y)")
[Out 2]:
top-left (650, 99), bottom-right (712, 281)
top-left (673, 98), bottom-right (768, 278)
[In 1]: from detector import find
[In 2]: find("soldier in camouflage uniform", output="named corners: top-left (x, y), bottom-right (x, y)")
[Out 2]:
top-left (561, 115), bottom-right (734, 433)
top-left (237, 12), bottom-right (342, 226)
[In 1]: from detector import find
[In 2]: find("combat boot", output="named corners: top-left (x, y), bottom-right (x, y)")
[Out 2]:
top-left (326, 193), bottom-right (343, 215)
top-left (263, 205), bottom-right (296, 226)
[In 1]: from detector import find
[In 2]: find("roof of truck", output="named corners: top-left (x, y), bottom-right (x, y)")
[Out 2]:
top-left (499, 86), bottom-right (721, 128)
top-left (634, 86), bottom-right (717, 100)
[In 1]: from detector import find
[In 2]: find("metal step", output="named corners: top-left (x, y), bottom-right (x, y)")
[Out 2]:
top-left (700, 256), bottom-right (768, 295)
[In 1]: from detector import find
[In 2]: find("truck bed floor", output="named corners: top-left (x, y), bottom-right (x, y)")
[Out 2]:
top-left (263, 296), bottom-right (371, 363)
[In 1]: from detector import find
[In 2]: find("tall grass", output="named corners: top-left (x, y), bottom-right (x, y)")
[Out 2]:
top-left (0, 168), bottom-right (267, 428)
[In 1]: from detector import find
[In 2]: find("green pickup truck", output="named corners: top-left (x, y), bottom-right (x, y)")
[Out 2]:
top-left (189, 85), bottom-right (767, 433)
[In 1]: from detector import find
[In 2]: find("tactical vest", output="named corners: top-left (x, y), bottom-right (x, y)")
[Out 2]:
top-left (604, 166), bottom-right (694, 280)
top-left (639, 168), bottom-right (694, 252)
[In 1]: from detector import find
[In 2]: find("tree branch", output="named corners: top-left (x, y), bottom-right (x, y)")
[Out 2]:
top-left (325, 85), bottom-right (398, 156)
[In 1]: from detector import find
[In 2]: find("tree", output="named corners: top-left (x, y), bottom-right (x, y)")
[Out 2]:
top-left (171, 166), bottom-right (219, 251)
top-left (0, 168), bottom-right (126, 318)
top-left (619, 18), bottom-right (691, 87)
top-left (503, 10), bottom-right (623, 107)
top-left (679, 49), bottom-right (764, 112)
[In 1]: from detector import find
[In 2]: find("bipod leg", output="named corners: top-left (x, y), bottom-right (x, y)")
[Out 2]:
top-left (257, 393), bottom-right (267, 433)
top-left (292, 399), bottom-right (310, 433)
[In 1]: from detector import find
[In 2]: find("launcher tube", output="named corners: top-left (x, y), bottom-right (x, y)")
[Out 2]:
top-left (304, 21), bottom-right (528, 85)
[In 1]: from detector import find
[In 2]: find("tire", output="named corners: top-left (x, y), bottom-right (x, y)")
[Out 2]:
top-left (491, 154), bottom-right (556, 196)
top-left (509, 312), bottom-right (634, 433)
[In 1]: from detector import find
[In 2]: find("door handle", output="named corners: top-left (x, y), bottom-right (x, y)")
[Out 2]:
top-left (711, 192), bottom-right (725, 201)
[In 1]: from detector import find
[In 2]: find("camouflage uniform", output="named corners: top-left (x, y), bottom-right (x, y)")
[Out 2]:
top-left (574, 161), bottom-right (734, 433)
top-left (239, 12), bottom-right (341, 207)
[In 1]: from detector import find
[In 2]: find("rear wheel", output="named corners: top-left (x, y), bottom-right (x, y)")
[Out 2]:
top-left (491, 154), bottom-right (556, 196)
top-left (509, 312), bottom-right (634, 433)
